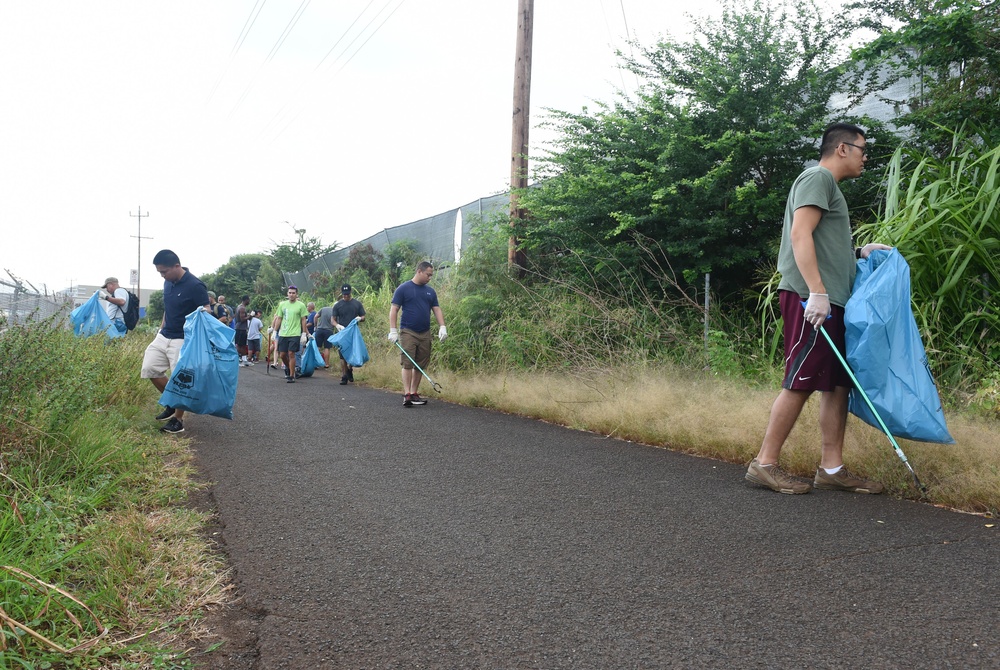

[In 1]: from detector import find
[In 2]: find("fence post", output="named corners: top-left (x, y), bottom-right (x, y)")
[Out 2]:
top-left (703, 273), bottom-right (710, 367)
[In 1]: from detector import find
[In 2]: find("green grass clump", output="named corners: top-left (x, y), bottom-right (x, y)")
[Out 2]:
top-left (0, 320), bottom-right (229, 668)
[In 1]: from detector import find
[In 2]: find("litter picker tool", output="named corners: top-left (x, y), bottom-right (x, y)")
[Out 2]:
top-left (393, 339), bottom-right (443, 393)
top-left (817, 323), bottom-right (927, 494)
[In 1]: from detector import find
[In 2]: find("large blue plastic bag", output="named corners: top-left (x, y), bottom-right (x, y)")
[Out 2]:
top-left (159, 309), bottom-right (239, 419)
top-left (70, 292), bottom-right (125, 339)
top-left (298, 337), bottom-right (324, 377)
top-left (845, 249), bottom-right (954, 443)
top-left (327, 318), bottom-right (370, 368)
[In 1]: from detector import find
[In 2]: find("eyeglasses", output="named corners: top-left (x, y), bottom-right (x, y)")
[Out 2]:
top-left (842, 141), bottom-right (868, 157)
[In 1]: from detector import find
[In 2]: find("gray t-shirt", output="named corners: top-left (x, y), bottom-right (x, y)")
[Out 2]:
top-left (776, 166), bottom-right (856, 307)
top-left (315, 306), bottom-right (336, 332)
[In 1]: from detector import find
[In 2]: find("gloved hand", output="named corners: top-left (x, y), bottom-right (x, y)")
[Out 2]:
top-left (858, 243), bottom-right (892, 259)
top-left (803, 293), bottom-right (831, 330)
top-left (98, 290), bottom-right (109, 300)
top-left (388, 328), bottom-right (399, 343)
top-left (299, 333), bottom-right (308, 347)
top-left (438, 325), bottom-right (448, 342)
top-left (335, 323), bottom-right (345, 332)
top-left (267, 327), bottom-right (275, 335)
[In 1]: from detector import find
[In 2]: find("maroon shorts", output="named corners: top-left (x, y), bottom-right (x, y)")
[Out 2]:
top-left (779, 290), bottom-right (851, 392)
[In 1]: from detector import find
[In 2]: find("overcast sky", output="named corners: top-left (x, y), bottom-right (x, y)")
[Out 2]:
top-left (0, 0), bottom-right (725, 294)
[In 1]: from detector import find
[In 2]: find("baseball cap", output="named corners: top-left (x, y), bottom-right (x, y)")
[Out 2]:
top-left (341, 284), bottom-right (352, 294)
top-left (207, 291), bottom-right (216, 299)
top-left (102, 277), bottom-right (118, 288)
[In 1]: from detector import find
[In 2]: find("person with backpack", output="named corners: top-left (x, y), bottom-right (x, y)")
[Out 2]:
top-left (99, 277), bottom-right (130, 334)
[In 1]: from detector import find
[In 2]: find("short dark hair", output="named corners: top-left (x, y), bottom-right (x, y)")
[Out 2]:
top-left (152, 249), bottom-right (180, 266)
top-left (241, 295), bottom-right (250, 302)
top-left (820, 123), bottom-right (866, 158)
top-left (417, 261), bottom-right (434, 272)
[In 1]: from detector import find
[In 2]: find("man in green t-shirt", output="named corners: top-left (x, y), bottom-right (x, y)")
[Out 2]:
top-left (746, 123), bottom-right (891, 495)
top-left (272, 285), bottom-right (310, 383)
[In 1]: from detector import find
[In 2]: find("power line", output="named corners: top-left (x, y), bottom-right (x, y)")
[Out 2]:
top-left (227, 0), bottom-right (313, 120)
top-left (206, 0), bottom-right (269, 105)
top-left (258, 0), bottom-right (380, 138)
top-left (271, 0), bottom-right (408, 141)
top-left (618, 0), bottom-right (641, 90)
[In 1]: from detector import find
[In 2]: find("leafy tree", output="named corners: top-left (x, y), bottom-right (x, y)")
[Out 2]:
top-left (146, 290), bottom-right (164, 325)
top-left (202, 253), bottom-right (270, 300)
top-left (848, 0), bottom-right (1000, 149)
top-left (378, 240), bottom-right (421, 287)
top-left (520, 0), bottom-right (878, 299)
top-left (253, 258), bottom-right (284, 299)
top-left (270, 226), bottom-right (338, 273)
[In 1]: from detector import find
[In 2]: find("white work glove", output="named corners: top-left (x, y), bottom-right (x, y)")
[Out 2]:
top-left (335, 323), bottom-right (345, 332)
top-left (98, 290), bottom-right (109, 300)
top-left (267, 327), bottom-right (275, 335)
top-left (857, 243), bottom-right (892, 259)
top-left (388, 328), bottom-right (399, 343)
top-left (803, 293), bottom-right (831, 330)
top-left (300, 333), bottom-right (308, 346)
top-left (438, 325), bottom-right (448, 342)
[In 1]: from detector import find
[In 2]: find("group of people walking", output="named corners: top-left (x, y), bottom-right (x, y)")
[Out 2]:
top-left (135, 252), bottom-right (447, 433)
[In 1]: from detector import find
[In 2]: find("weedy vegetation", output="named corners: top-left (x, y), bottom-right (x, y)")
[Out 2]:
top-left (0, 321), bottom-right (231, 669)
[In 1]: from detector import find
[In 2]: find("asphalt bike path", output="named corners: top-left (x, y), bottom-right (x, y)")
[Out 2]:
top-left (189, 363), bottom-right (998, 669)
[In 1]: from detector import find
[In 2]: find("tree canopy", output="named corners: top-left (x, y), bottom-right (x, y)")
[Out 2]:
top-left (519, 0), bottom-right (858, 298)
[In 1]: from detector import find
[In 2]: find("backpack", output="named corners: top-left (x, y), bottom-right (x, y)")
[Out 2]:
top-left (123, 291), bottom-right (141, 331)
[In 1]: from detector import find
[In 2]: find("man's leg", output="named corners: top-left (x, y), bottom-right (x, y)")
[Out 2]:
top-left (755, 388), bottom-right (812, 465)
top-left (401, 367), bottom-right (415, 394)
top-left (818, 385), bottom-right (850, 469)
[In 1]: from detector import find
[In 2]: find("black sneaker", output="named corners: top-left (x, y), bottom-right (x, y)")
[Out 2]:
top-left (160, 418), bottom-right (184, 434)
top-left (403, 393), bottom-right (413, 407)
top-left (339, 376), bottom-right (348, 385)
top-left (409, 393), bottom-right (427, 406)
top-left (285, 375), bottom-right (295, 383)
top-left (155, 406), bottom-right (175, 422)
top-left (347, 368), bottom-right (354, 382)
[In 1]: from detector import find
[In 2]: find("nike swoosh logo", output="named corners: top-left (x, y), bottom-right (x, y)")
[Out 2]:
top-left (798, 376), bottom-right (812, 381)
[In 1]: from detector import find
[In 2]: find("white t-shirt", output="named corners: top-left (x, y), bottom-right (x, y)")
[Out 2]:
top-left (104, 287), bottom-right (129, 320)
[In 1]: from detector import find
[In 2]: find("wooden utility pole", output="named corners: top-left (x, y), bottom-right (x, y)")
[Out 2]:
top-left (130, 206), bottom-right (152, 304)
top-left (509, 0), bottom-right (533, 272)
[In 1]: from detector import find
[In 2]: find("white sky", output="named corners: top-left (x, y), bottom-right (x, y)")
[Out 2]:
top-left (0, 0), bottom-right (723, 294)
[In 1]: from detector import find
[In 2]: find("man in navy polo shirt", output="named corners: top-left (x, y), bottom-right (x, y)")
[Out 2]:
top-left (141, 249), bottom-right (210, 434)
top-left (388, 261), bottom-right (447, 407)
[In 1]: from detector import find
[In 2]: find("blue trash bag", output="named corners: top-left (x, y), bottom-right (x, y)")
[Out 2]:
top-left (159, 309), bottom-right (239, 419)
top-left (70, 292), bottom-right (125, 339)
top-left (327, 318), bottom-right (370, 368)
top-left (844, 249), bottom-right (954, 443)
top-left (298, 337), bottom-right (324, 377)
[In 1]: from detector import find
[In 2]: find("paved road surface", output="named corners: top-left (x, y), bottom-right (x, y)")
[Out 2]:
top-left (189, 364), bottom-right (998, 669)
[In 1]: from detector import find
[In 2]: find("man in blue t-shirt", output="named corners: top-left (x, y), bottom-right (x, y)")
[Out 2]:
top-left (141, 249), bottom-right (210, 434)
top-left (388, 261), bottom-right (447, 407)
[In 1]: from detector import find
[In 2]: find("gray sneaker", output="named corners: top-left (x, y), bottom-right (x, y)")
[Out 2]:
top-left (814, 467), bottom-right (884, 494)
top-left (745, 459), bottom-right (812, 494)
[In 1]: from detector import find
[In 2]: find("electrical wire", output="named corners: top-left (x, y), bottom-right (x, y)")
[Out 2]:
top-left (258, 0), bottom-right (380, 138)
top-left (206, 0), bottom-right (269, 105)
top-left (227, 0), bottom-right (313, 120)
top-left (270, 0), bottom-right (408, 141)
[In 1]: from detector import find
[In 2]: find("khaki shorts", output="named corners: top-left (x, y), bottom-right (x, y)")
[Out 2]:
top-left (399, 328), bottom-right (431, 370)
top-left (141, 332), bottom-right (183, 379)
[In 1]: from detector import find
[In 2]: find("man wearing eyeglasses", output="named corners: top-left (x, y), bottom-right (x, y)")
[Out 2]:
top-left (746, 123), bottom-right (891, 495)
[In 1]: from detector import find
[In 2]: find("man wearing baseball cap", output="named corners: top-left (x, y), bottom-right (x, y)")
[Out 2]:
top-left (99, 277), bottom-right (130, 334)
top-left (331, 284), bottom-right (366, 384)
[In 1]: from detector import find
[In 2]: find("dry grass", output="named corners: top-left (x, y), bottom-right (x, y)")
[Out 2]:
top-left (357, 349), bottom-right (1000, 515)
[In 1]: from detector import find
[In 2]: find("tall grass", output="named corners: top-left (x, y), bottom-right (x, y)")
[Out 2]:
top-left (856, 133), bottom-right (1000, 390)
top-left (0, 320), bottom-right (230, 668)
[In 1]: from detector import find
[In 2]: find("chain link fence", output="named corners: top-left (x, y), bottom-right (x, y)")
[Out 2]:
top-left (0, 276), bottom-right (73, 329)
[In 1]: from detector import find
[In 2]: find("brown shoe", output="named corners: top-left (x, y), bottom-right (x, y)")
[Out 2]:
top-left (813, 467), bottom-right (884, 494)
top-left (745, 459), bottom-right (812, 494)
